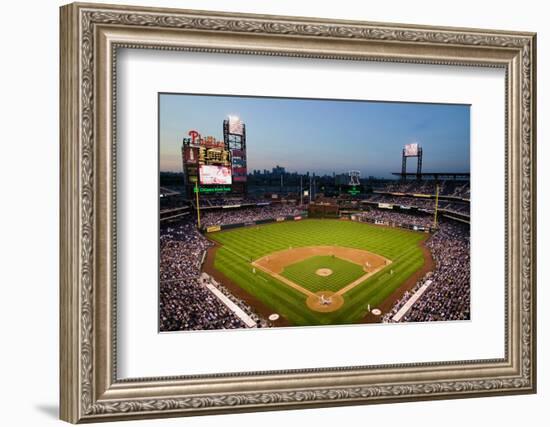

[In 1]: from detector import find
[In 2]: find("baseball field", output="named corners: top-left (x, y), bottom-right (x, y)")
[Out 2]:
top-left (206, 219), bottom-right (430, 326)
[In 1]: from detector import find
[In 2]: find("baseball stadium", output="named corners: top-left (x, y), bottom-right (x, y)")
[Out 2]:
top-left (159, 100), bottom-right (470, 332)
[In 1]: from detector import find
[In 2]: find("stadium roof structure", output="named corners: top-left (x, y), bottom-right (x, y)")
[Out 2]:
top-left (391, 172), bottom-right (470, 180)
top-left (160, 186), bottom-right (182, 197)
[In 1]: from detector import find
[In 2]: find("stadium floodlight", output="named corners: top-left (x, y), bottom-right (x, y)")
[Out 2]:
top-left (227, 115), bottom-right (244, 136)
top-left (404, 143), bottom-right (420, 157)
top-left (402, 143), bottom-right (423, 179)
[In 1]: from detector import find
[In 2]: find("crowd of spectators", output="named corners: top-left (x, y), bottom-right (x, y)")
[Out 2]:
top-left (159, 193), bottom-right (469, 329)
top-left (159, 220), bottom-right (266, 331)
top-left (381, 180), bottom-right (470, 198)
top-left (382, 220), bottom-right (470, 323)
top-left (200, 274), bottom-right (271, 328)
top-left (362, 194), bottom-right (470, 217)
top-left (364, 194), bottom-right (436, 208)
top-left (354, 209), bottom-right (435, 229)
top-left (440, 201), bottom-right (470, 214)
top-left (160, 194), bottom-right (190, 211)
top-left (192, 197), bottom-right (262, 208)
top-left (201, 204), bottom-right (304, 227)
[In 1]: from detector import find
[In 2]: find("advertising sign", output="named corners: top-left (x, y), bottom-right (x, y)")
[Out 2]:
top-left (194, 186), bottom-right (231, 194)
top-left (199, 165), bottom-right (232, 185)
top-left (202, 136), bottom-right (225, 149)
top-left (232, 167), bottom-right (247, 175)
top-left (347, 187), bottom-right (361, 196)
top-left (185, 130), bottom-right (225, 148)
top-left (378, 202), bottom-right (393, 209)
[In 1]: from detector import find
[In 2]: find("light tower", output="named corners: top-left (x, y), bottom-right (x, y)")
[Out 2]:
top-left (401, 143), bottom-right (423, 181)
top-left (223, 115), bottom-right (247, 195)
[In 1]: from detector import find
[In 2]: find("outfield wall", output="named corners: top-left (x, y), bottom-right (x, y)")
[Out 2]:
top-left (204, 213), bottom-right (308, 233)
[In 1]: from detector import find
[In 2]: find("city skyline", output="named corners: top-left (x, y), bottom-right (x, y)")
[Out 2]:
top-left (159, 93), bottom-right (470, 179)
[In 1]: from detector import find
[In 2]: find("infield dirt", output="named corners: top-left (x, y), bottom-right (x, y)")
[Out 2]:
top-left (203, 221), bottom-right (432, 325)
top-left (254, 246), bottom-right (389, 275)
top-left (361, 239), bottom-right (434, 323)
top-left (202, 240), bottom-right (291, 327)
top-left (252, 246), bottom-right (391, 312)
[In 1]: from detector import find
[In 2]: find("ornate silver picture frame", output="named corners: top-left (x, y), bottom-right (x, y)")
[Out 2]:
top-left (60, 2), bottom-right (536, 423)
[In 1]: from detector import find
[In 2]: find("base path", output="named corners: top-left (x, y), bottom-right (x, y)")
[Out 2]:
top-left (251, 262), bottom-right (316, 297)
top-left (203, 239), bottom-right (291, 327)
top-left (254, 245), bottom-right (389, 275)
top-left (361, 238), bottom-right (434, 323)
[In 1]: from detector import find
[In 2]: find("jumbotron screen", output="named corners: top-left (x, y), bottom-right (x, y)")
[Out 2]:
top-left (199, 165), bottom-right (232, 185)
top-left (404, 143), bottom-right (419, 157)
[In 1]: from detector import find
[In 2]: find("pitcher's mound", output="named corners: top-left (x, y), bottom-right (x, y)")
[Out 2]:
top-left (306, 291), bottom-right (344, 312)
top-left (315, 268), bottom-right (333, 277)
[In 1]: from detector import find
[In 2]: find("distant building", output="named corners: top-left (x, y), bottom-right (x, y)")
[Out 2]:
top-left (272, 165), bottom-right (286, 176)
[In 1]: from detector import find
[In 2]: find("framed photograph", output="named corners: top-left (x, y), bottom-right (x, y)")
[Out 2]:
top-left (60, 2), bottom-right (536, 423)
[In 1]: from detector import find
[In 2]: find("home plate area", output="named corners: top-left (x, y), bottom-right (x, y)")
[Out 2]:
top-left (306, 291), bottom-right (344, 312)
top-left (251, 246), bottom-right (390, 313)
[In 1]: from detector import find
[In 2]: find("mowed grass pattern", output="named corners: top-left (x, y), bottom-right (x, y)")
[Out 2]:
top-left (282, 256), bottom-right (365, 293)
top-left (209, 219), bottom-right (427, 326)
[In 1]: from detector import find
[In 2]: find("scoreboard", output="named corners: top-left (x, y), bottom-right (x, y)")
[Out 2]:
top-left (182, 118), bottom-right (247, 198)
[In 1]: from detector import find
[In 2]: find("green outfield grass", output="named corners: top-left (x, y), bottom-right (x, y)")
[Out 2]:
top-left (281, 255), bottom-right (365, 293)
top-left (208, 219), bottom-right (428, 326)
